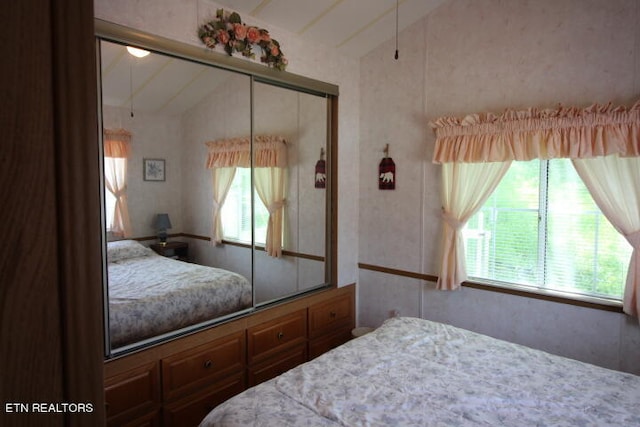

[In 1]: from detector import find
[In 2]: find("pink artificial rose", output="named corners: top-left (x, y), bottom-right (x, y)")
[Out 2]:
top-left (233, 23), bottom-right (247, 40)
top-left (260, 30), bottom-right (271, 42)
top-left (270, 45), bottom-right (280, 56)
top-left (203, 36), bottom-right (215, 48)
top-left (216, 29), bottom-right (230, 44)
top-left (246, 27), bottom-right (260, 44)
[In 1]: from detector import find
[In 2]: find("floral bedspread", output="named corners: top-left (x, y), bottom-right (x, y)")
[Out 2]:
top-left (201, 317), bottom-right (640, 427)
top-left (108, 249), bottom-right (251, 348)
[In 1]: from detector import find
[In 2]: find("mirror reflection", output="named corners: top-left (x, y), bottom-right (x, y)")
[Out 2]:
top-left (252, 81), bottom-right (328, 304)
top-left (100, 39), bottom-right (253, 351)
top-left (99, 39), bottom-right (329, 355)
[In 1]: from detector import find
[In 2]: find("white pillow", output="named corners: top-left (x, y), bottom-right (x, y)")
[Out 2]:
top-left (107, 240), bottom-right (153, 263)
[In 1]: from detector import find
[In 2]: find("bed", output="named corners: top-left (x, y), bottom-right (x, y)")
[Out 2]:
top-left (201, 316), bottom-right (640, 426)
top-left (107, 239), bottom-right (252, 348)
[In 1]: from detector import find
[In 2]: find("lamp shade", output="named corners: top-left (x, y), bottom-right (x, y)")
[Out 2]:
top-left (154, 213), bottom-right (172, 230)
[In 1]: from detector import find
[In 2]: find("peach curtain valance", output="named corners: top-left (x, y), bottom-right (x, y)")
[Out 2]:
top-left (430, 101), bottom-right (640, 163)
top-left (103, 128), bottom-right (131, 158)
top-left (206, 135), bottom-right (287, 168)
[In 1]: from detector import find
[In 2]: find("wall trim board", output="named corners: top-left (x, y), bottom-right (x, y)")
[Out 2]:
top-left (128, 233), bottom-right (326, 262)
top-left (358, 262), bottom-right (624, 314)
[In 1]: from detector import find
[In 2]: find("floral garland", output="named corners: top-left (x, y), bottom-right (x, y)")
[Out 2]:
top-left (198, 9), bottom-right (287, 71)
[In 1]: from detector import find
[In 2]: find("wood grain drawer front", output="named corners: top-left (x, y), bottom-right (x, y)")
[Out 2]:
top-left (247, 310), bottom-right (307, 363)
top-left (308, 293), bottom-right (353, 339)
top-left (248, 343), bottom-right (307, 387)
top-left (113, 410), bottom-right (161, 427)
top-left (162, 331), bottom-right (245, 401)
top-left (308, 328), bottom-right (353, 360)
top-left (104, 362), bottom-right (160, 423)
top-left (163, 372), bottom-right (245, 427)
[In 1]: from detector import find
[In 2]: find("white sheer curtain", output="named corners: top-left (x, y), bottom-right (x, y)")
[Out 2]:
top-left (211, 167), bottom-right (237, 244)
top-left (103, 129), bottom-right (132, 237)
top-left (438, 161), bottom-right (511, 290)
top-left (254, 167), bottom-right (286, 258)
top-left (572, 155), bottom-right (640, 318)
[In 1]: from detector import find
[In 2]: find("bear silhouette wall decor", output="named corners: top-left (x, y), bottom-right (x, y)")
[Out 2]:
top-left (379, 144), bottom-right (395, 190)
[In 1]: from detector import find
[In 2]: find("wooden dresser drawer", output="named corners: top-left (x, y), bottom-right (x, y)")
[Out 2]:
top-left (163, 372), bottom-right (245, 427)
top-left (248, 343), bottom-right (307, 386)
top-left (104, 361), bottom-right (160, 424)
top-left (117, 410), bottom-right (161, 427)
top-left (308, 328), bottom-right (353, 360)
top-left (308, 293), bottom-right (353, 339)
top-left (247, 310), bottom-right (307, 363)
top-left (162, 331), bottom-right (245, 401)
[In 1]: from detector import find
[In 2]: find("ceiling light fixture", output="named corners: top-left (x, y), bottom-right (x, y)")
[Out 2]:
top-left (126, 46), bottom-right (150, 58)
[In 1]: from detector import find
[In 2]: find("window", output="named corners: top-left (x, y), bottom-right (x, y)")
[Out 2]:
top-left (463, 159), bottom-right (632, 301)
top-left (220, 168), bottom-right (269, 245)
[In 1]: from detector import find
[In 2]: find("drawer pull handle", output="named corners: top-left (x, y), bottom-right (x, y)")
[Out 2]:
top-left (277, 331), bottom-right (284, 340)
top-left (203, 360), bottom-right (213, 369)
top-left (330, 311), bottom-right (337, 318)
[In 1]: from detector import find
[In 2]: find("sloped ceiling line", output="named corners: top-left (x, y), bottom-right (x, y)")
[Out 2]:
top-left (296, 0), bottom-right (345, 37)
top-left (157, 67), bottom-right (209, 114)
top-left (336, 0), bottom-right (405, 49)
top-left (121, 57), bottom-right (173, 109)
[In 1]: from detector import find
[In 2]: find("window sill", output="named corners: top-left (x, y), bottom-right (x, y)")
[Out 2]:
top-left (221, 239), bottom-right (266, 250)
top-left (464, 278), bottom-right (624, 313)
top-left (357, 263), bottom-right (624, 314)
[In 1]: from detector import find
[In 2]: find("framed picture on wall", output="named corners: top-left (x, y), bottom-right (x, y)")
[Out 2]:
top-left (143, 158), bottom-right (165, 181)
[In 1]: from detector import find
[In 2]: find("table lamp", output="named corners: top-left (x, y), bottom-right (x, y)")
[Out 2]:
top-left (154, 213), bottom-right (172, 245)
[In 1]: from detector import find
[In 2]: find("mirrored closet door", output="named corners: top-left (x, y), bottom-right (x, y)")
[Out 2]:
top-left (96, 20), bottom-right (338, 357)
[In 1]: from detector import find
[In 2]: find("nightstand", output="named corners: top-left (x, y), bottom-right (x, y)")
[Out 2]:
top-left (150, 241), bottom-right (189, 262)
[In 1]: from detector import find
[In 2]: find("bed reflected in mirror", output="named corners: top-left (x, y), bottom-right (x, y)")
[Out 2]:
top-left (106, 239), bottom-right (252, 348)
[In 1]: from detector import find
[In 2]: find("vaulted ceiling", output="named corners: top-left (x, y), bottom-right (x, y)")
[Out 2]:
top-left (211, 0), bottom-right (445, 57)
top-left (100, 0), bottom-right (446, 115)
top-left (100, 40), bottom-right (231, 116)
